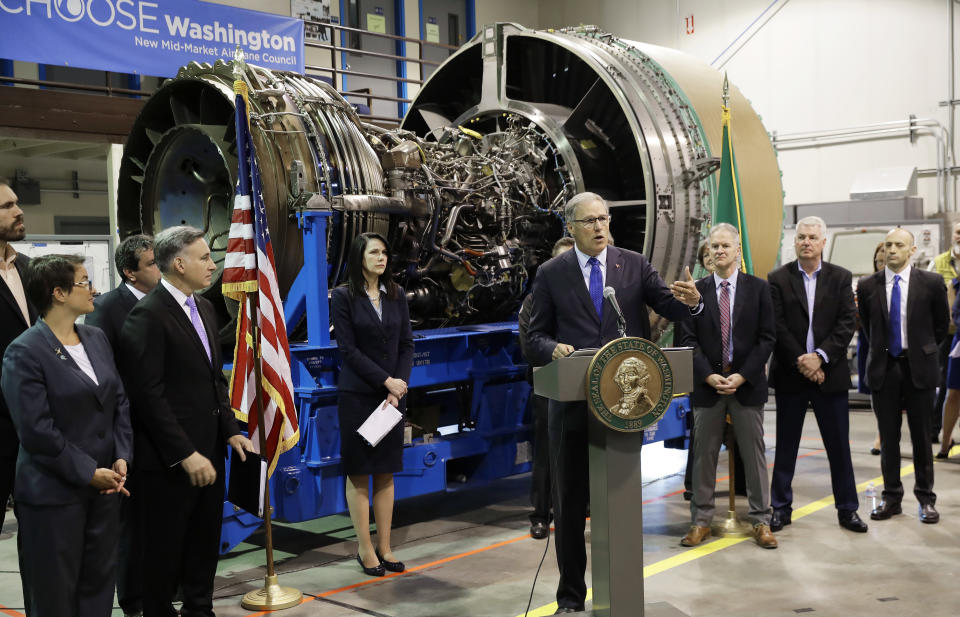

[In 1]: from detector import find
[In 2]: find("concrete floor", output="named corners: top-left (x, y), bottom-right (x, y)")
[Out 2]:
top-left (2, 405), bottom-right (960, 617)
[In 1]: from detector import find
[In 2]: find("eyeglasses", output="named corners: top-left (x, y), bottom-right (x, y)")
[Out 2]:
top-left (572, 215), bottom-right (611, 228)
top-left (72, 280), bottom-right (94, 291)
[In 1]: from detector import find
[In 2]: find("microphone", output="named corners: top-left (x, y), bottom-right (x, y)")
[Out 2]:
top-left (603, 286), bottom-right (627, 337)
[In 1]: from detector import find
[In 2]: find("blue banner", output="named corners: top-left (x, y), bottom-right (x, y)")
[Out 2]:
top-left (0, 0), bottom-right (304, 76)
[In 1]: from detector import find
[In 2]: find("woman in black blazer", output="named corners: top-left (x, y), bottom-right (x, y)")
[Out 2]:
top-left (1, 254), bottom-right (132, 617)
top-left (331, 233), bottom-right (414, 577)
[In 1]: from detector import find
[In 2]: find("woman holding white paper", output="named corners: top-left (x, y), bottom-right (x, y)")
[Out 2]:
top-left (331, 232), bottom-right (414, 577)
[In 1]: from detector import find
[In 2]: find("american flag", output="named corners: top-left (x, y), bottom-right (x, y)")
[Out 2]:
top-left (223, 82), bottom-right (299, 478)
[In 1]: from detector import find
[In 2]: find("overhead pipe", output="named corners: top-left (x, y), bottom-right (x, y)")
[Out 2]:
top-left (772, 118), bottom-right (952, 213)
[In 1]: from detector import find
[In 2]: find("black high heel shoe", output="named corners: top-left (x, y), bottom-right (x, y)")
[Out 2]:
top-left (375, 548), bottom-right (405, 573)
top-left (356, 553), bottom-right (385, 577)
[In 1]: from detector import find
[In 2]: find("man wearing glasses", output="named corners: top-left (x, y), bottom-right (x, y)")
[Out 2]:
top-left (528, 192), bottom-right (702, 614)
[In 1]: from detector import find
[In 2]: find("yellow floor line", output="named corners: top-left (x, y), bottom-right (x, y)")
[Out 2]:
top-left (515, 446), bottom-right (957, 617)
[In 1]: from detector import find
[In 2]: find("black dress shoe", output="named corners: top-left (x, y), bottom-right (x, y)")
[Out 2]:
top-left (530, 521), bottom-right (549, 539)
top-left (375, 548), bottom-right (405, 572)
top-left (919, 503), bottom-right (940, 524)
top-left (554, 608), bottom-right (582, 614)
top-left (356, 553), bottom-right (385, 577)
top-left (870, 501), bottom-right (902, 520)
top-left (770, 510), bottom-right (791, 532)
top-left (838, 511), bottom-right (868, 532)
top-left (870, 448), bottom-right (881, 455)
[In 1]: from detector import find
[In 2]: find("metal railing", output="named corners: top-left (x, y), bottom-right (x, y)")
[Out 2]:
top-left (0, 19), bottom-right (461, 127)
top-left (303, 20), bottom-right (460, 126)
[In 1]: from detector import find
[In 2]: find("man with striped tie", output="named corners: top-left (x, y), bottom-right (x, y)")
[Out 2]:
top-left (857, 227), bottom-right (948, 524)
top-left (675, 222), bottom-right (777, 549)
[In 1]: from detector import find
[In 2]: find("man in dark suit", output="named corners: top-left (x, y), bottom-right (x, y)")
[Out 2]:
top-left (86, 233), bottom-right (160, 617)
top-left (675, 223), bottom-right (778, 550)
top-left (119, 226), bottom-right (254, 617)
top-left (517, 236), bottom-right (575, 540)
top-left (768, 216), bottom-right (867, 533)
top-left (528, 192), bottom-right (702, 614)
top-left (87, 234), bottom-right (160, 355)
top-left (0, 178), bottom-right (36, 531)
top-left (858, 227), bottom-right (949, 524)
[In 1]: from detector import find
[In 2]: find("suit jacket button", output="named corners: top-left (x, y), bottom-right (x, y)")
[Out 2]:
top-left (212, 409), bottom-right (220, 416)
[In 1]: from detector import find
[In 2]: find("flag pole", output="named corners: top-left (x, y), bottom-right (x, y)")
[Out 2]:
top-left (718, 73), bottom-right (751, 538)
top-left (234, 48), bottom-right (302, 612)
top-left (240, 297), bottom-right (301, 610)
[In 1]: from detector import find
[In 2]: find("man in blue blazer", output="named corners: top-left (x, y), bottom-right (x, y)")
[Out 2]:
top-left (528, 192), bottom-right (702, 614)
top-left (675, 223), bottom-right (777, 550)
top-left (0, 179), bottom-right (36, 531)
top-left (120, 226), bottom-right (254, 617)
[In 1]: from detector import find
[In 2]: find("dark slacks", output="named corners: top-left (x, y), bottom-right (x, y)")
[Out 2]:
top-left (141, 462), bottom-right (225, 617)
top-left (771, 388), bottom-right (859, 514)
top-left (16, 495), bottom-right (120, 617)
top-left (0, 455), bottom-right (14, 530)
top-left (872, 356), bottom-right (936, 505)
top-left (117, 472), bottom-right (143, 615)
top-left (548, 400), bottom-right (590, 610)
top-left (529, 393), bottom-right (552, 525)
top-left (933, 336), bottom-right (951, 435)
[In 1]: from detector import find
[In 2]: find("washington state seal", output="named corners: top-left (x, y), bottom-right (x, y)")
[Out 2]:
top-left (585, 337), bottom-right (673, 432)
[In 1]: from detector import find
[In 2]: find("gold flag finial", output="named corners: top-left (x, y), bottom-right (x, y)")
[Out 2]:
top-left (721, 72), bottom-right (730, 108)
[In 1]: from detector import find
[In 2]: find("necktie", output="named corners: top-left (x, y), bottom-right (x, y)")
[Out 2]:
top-left (889, 274), bottom-right (902, 357)
top-left (719, 281), bottom-right (731, 373)
top-left (588, 257), bottom-right (603, 319)
top-left (186, 296), bottom-right (212, 363)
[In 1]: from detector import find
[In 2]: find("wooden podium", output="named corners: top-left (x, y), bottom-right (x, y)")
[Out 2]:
top-left (534, 345), bottom-right (693, 617)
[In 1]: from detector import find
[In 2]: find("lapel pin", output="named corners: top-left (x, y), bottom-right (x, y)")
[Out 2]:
top-left (54, 347), bottom-right (67, 361)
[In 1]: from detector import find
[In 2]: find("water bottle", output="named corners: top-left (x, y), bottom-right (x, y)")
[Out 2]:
top-left (866, 482), bottom-right (877, 511)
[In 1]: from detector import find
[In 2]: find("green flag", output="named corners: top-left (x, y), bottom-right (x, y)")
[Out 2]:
top-left (715, 104), bottom-right (753, 274)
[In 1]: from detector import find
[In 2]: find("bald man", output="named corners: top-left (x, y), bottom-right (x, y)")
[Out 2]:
top-left (857, 228), bottom-right (949, 524)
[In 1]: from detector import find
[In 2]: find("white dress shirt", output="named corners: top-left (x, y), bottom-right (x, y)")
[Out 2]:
top-left (884, 266), bottom-right (910, 351)
top-left (125, 282), bottom-right (147, 301)
top-left (161, 278), bottom-right (193, 321)
top-left (573, 245), bottom-right (607, 290)
top-left (64, 342), bottom-right (99, 385)
top-left (0, 244), bottom-right (30, 324)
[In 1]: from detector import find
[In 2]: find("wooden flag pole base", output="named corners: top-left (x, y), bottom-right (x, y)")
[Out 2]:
top-left (241, 574), bottom-right (303, 611)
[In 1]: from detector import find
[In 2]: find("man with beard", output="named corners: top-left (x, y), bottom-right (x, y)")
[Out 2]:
top-left (0, 178), bottom-right (37, 532)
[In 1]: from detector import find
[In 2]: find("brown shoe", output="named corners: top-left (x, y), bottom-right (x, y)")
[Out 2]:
top-left (680, 525), bottom-right (711, 547)
top-left (753, 524), bottom-right (778, 549)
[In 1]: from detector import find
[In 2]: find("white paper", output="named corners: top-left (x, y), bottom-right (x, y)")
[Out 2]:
top-left (256, 458), bottom-right (267, 518)
top-left (950, 339), bottom-right (960, 358)
top-left (357, 400), bottom-right (403, 447)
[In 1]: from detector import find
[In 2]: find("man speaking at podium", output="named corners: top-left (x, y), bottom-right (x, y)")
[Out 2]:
top-left (528, 192), bottom-right (702, 614)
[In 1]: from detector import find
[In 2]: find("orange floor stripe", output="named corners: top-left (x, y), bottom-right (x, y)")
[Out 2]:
top-left (0, 603), bottom-right (24, 617)
top-left (242, 532), bottom-right (543, 616)
top-left (243, 446), bottom-right (833, 615)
